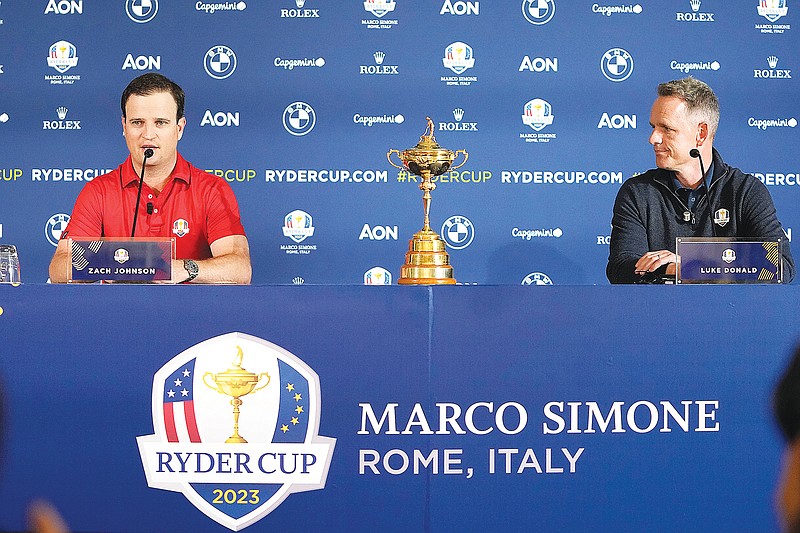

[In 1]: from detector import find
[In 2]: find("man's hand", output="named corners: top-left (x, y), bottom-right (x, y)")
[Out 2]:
top-left (634, 250), bottom-right (677, 277)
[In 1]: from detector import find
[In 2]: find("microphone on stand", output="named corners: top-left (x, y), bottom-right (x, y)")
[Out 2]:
top-left (689, 148), bottom-right (715, 237)
top-left (131, 148), bottom-right (154, 238)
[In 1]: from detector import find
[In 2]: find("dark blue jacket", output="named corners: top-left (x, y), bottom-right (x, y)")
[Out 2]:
top-left (607, 148), bottom-right (794, 284)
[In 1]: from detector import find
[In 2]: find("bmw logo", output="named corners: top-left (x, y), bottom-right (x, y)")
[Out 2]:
top-left (521, 272), bottom-right (553, 285)
top-left (45, 213), bottom-right (70, 247)
top-left (126, 0), bottom-right (158, 23)
top-left (204, 45), bottom-right (237, 80)
top-left (522, 0), bottom-right (555, 25)
top-left (601, 48), bottom-right (634, 82)
top-left (441, 215), bottom-right (474, 250)
top-left (283, 102), bottom-right (316, 136)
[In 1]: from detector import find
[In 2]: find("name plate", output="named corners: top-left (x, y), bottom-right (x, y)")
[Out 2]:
top-left (676, 237), bottom-right (783, 284)
top-left (68, 238), bottom-right (174, 283)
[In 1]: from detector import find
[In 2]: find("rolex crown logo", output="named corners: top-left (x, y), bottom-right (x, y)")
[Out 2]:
top-left (453, 108), bottom-right (464, 121)
top-left (56, 107), bottom-right (68, 120)
top-left (295, 0), bottom-right (306, 7)
top-left (374, 51), bottom-right (385, 65)
top-left (768, 55), bottom-right (779, 69)
top-left (292, 276), bottom-right (305, 285)
top-left (690, 0), bottom-right (701, 12)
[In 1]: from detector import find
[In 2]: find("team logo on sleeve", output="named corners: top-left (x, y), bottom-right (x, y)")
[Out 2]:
top-left (714, 208), bottom-right (730, 227)
top-left (137, 332), bottom-right (336, 531)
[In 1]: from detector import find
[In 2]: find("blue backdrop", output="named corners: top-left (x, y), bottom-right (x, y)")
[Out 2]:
top-left (0, 0), bottom-right (797, 285)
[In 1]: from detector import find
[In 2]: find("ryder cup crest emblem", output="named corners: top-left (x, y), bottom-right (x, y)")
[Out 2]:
top-left (137, 333), bottom-right (336, 531)
top-left (443, 42), bottom-right (475, 75)
top-left (758, 0), bottom-right (788, 22)
top-left (714, 208), bottom-right (730, 227)
top-left (173, 219), bottom-right (190, 237)
top-left (283, 210), bottom-right (315, 243)
top-left (114, 248), bottom-right (130, 264)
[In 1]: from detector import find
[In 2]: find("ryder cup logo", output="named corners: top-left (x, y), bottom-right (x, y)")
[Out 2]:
top-left (283, 210), bottom-right (315, 243)
top-left (714, 208), bottom-right (730, 227)
top-left (522, 0), bottom-right (555, 24)
top-left (114, 248), bottom-right (130, 264)
top-left (522, 98), bottom-right (554, 131)
top-left (282, 102), bottom-right (316, 136)
top-left (204, 46), bottom-right (238, 79)
top-left (441, 215), bottom-right (474, 249)
top-left (126, 0), bottom-right (159, 23)
top-left (443, 42), bottom-right (475, 74)
top-left (47, 41), bottom-right (79, 73)
top-left (173, 219), bottom-right (190, 237)
top-left (364, 266), bottom-right (392, 285)
top-left (364, 0), bottom-right (396, 17)
top-left (758, 0), bottom-right (788, 22)
top-left (137, 333), bottom-right (336, 531)
top-left (722, 248), bottom-right (736, 264)
top-left (601, 48), bottom-right (634, 82)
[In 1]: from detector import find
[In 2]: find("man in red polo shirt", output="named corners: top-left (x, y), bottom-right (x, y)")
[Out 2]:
top-left (48, 73), bottom-right (251, 284)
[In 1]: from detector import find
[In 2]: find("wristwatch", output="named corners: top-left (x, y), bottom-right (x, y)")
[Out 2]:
top-left (182, 259), bottom-right (199, 283)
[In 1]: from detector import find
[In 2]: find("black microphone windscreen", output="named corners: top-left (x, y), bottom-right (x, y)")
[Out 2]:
top-left (689, 149), bottom-right (700, 158)
top-left (144, 148), bottom-right (154, 158)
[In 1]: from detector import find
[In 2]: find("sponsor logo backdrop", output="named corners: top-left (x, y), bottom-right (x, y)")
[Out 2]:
top-left (0, 1), bottom-right (796, 284)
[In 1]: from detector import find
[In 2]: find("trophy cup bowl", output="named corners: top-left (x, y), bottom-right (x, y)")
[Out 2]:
top-left (203, 346), bottom-right (270, 443)
top-left (387, 117), bottom-right (468, 285)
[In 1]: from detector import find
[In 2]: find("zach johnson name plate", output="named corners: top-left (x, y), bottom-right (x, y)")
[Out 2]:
top-left (387, 117), bottom-right (468, 285)
top-left (68, 237), bottom-right (174, 282)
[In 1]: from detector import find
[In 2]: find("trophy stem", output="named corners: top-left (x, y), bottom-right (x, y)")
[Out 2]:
top-left (420, 169), bottom-right (433, 232)
top-left (226, 397), bottom-right (247, 444)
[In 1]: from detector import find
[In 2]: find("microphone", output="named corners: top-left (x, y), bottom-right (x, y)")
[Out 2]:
top-left (146, 202), bottom-right (153, 215)
top-left (690, 148), bottom-right (715, 237)
top-left (131, 148), bottom-right (154, 238)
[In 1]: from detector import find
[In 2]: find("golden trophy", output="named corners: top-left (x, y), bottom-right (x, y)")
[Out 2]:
top-left (203, 346), bottom-right (270, 443)
top-left (387, 117), bottom-right (468, 284)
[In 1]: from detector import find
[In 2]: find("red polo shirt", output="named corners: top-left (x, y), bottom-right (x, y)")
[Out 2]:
top-left (61, 153), bottom-right (246, 260)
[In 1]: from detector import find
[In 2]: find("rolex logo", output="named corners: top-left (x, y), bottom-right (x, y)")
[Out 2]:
top-left (690, 0), bottom-right (701, 12)
top-left (56, 106), bottom-right (68, 120)
top-left (374, 51), bottom-right (385, 65)
top-left (768, 55), bottom-right (779, 69)
top-left (292, 276), bottom-right (305, 285)
top-left (453, 108), bottom-right (464, 121)
top-left (295, 0), bottom-right (306, 6)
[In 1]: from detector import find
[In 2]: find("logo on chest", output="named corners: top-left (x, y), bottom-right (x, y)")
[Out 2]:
top-left (173, 218), bottom-right (190, 237)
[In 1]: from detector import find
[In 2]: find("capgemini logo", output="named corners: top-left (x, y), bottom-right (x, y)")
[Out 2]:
top-left (56, 107), bottom-right (68, 120)
top-left (374, 51), bottom-right (385, 65)
top-left (690, 0), bottom-right (701, 12)
top-left (768, 55), bottom-right (780, 68)
top-left (453, 108), bottom-right (464, 121)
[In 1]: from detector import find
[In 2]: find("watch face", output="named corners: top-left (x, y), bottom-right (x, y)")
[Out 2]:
top-left (185, 259), bottom-right (199, 276)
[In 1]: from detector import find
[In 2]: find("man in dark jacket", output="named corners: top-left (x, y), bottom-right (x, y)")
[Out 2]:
top-left (607, 77), bottom-right (794, 284)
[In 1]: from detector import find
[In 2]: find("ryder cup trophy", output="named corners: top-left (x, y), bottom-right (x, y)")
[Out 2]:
top-left (387, 117), bottom-right (468, 284)
top-left (203, 346), bottom-right (270, 443)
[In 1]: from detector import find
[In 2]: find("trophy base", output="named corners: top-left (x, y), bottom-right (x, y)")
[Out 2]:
top-left (398, 230), bottom-right (456, 285)
top-left (225, 435), bottom-right (248, 444)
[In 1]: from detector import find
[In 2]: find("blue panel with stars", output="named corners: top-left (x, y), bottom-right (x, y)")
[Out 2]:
top-left (163, 358), bottom-right (196, 403)
top-left (272, 360), bottom-right (309, 443)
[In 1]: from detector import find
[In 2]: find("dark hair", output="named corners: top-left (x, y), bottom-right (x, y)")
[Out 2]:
top-left (775, 345), bottom-right (800, 442)
top-left (657, 77), bottom-right (720, 138)
top-left (120, 73), bottom-right (185, 120)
